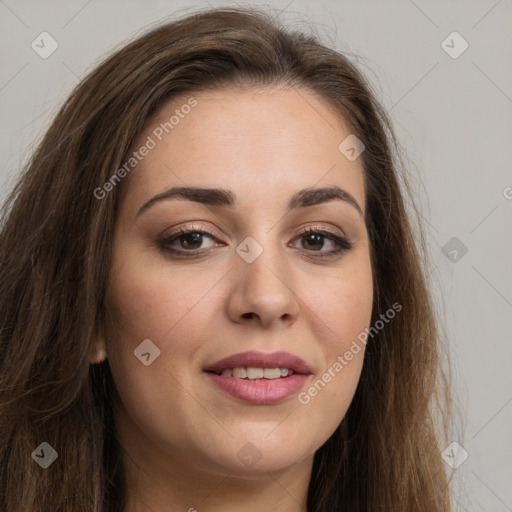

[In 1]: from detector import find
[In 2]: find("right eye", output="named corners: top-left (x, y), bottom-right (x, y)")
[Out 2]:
top-left (157, 226), bottom-right (225, 256)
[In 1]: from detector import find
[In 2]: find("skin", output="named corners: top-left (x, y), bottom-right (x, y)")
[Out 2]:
top-left (92, 85), bottom-right (373, 512)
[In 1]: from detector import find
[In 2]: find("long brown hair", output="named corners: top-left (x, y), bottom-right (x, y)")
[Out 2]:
top-left (0, 7), bottom-right (453, 511)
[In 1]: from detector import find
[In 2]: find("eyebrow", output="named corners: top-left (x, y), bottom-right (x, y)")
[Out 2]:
top-left (136, 185), bottom-right (364, 218)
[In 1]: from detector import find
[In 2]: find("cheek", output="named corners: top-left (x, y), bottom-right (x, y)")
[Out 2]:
top-left (295, 253), bottom-right (372, 425)
top-left (105, 247), bottom-right (222, 344)
top-left (103, 243), bottom-right (234, 407)
top-left (304, 251), bottom-right (373, 348)
top-left (103, 251), bottom-right (226, 457)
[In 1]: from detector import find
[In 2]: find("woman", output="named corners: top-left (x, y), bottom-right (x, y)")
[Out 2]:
top-left (0, 7), bottom-right (453, 511)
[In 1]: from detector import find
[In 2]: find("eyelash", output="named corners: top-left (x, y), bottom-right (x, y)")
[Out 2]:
top-left (157, 224), bottom-right (353, 260)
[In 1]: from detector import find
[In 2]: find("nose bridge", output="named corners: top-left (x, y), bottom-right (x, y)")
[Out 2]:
top-left (229, 230), bottom-right (299, 326)
top-left (238, 231), bottom-right (289, 293)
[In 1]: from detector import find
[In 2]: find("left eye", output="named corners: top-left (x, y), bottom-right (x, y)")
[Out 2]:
top-left (290, 228), bottom-right (352, 257)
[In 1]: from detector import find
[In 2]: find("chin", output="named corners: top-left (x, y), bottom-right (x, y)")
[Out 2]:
top-left (222, 433), bottom-right (314, 475)
top-left (226, 449), bottom-right (310, 477)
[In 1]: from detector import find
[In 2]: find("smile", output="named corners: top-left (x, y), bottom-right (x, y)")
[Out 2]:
top-left (203, 350), bottom-right (312, 405)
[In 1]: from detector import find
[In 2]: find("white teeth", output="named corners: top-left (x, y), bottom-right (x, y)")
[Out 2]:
top-left (232, 367), bottom-right (247, 378)
top-left (246, 367), bottom-right (264, 379)
top-left (263, 368), bottom-right (281, 379)
top-left (217, 367), bottom-right (294, 380)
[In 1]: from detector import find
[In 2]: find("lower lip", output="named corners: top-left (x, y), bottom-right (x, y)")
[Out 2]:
top-left (205, 372), bottom-right (310, 405)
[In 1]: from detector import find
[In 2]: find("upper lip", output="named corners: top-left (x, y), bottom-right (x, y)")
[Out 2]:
top-left (203, 350), bottom-right (311, 374)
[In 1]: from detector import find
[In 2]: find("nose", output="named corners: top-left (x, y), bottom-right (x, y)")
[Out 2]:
top-left (225, 242), bottom-right (300, 329)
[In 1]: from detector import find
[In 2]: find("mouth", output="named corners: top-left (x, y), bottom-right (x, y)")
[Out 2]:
top-left (203, 350), bottom-right (312, 405)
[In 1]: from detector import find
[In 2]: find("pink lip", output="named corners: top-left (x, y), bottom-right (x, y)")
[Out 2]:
top-left (203, 350), bottom-right (312, 405)
top-left (203, 350), bottom-right (311, 374)
top-left (205, 373), bottom-right (310, 405)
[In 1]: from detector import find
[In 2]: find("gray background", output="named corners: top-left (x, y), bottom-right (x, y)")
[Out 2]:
top-left (1, 0), bottom-right (511, 510)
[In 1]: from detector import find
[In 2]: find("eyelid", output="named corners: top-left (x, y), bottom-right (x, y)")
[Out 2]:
top-left (160, 223), bottom-right (220, 239)
top-left (294, 223), bottom-right (346, 239)
top-left (161, 222), bottom-right (347, 243)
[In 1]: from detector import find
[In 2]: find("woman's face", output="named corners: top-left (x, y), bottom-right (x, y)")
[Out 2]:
top-left (101, 86), bottom-right (373, 478)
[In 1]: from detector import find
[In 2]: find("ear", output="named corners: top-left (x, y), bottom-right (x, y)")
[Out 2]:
top-left (90, 317), bottom-right (108, 364)
top-left (90, 336), bottom-right (107, 364)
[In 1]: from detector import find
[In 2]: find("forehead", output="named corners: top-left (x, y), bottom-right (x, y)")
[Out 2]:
top-left (123, 86), bottom-right (366, 213)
